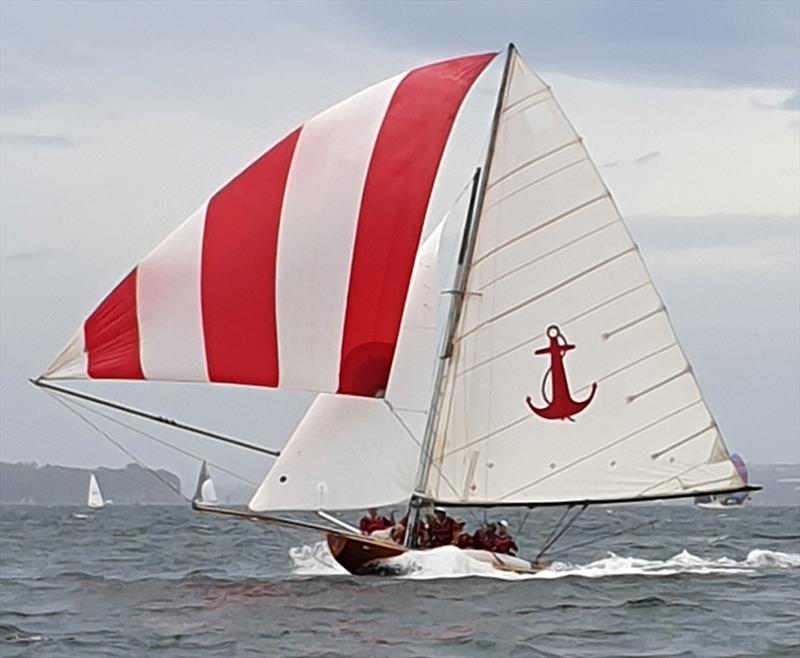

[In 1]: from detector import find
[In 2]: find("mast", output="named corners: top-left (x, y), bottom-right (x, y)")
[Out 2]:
top-left (405, 44), bottom-right (516, 541)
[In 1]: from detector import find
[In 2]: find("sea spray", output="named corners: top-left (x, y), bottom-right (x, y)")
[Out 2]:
top-left (289, 542), bottom-right (800, 580)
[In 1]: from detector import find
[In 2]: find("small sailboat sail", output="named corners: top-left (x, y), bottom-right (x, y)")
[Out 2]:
top-left (695, 454), bottom-right (752, 508)
top-left (87, 473), bottom-right (105, 509)
top-left (38, 45), bottom-right (757, 576)
top-left (193, 461), bottom-right (218, 504)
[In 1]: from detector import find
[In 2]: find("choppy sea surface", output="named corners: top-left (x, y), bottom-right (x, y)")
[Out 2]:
top-left (1, 504), bottom-right (798, 657)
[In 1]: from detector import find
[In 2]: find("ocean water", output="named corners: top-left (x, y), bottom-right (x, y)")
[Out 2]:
top-left (1, 504), bottom-right (798, 657)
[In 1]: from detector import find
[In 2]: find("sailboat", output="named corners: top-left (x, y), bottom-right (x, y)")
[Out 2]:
top-left (193, 460), bottom-right (218, 505)
top-left (695, 454), bottom-right (752, 509)
top-left (35, 45), bottom-right (757, 575)
top-left (86, 473), bottom-right (105, 509)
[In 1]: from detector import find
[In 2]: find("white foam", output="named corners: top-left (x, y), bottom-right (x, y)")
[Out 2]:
top-left (288, 541), bottom-right (348, 576)
top-left (288, 542), bottom-right (800, 580)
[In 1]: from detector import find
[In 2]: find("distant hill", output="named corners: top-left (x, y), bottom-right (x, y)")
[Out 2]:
top-left (1, 461), bottom-right (796, 507)
top-left (0, 462), bottom-right (183, 505)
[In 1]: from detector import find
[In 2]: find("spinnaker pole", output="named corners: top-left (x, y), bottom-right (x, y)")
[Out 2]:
top-left (32, 378), bottom-right (280, 458)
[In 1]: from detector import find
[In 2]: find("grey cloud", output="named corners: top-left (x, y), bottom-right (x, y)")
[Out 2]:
top-left (627, 214), bottom-right (799, 252)
top-left (0, 133), bottom-right (75, 148)
top-left (781, 93), bottom-right (800, 111)
top-left (285, 0), bottom-right (800, 90)
top-left (3, 247), bottom-right (55, 263)
top-left (635, 151), bottom-right (661, 164)
top-left (751, 91), bottom-right (800, 112)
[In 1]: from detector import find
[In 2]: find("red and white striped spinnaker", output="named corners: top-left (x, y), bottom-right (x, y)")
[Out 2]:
top-left (42, 53), bottom-right (496, 397)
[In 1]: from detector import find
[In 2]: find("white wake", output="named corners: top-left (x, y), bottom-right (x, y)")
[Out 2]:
top-left (289, 541), bottom-right (800, 580)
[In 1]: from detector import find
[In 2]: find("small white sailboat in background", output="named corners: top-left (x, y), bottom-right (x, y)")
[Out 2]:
top-left (695, 454), bottom-right (752, 509)
top-left (86, 473), bottom-right (105, 509)
top-left (193, 461), bottom-right (218, 504)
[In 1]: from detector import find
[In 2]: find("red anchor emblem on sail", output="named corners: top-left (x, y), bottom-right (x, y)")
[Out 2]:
top-left (526, 325), bottom-right (597, 421)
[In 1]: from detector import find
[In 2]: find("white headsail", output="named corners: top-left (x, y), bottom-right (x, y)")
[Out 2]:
top-left (87, 473), bottom-right (105, 509)
top-left (249, 220), bottom-right (450, 511)
top-left (420, 49), bottom-right (744, 506)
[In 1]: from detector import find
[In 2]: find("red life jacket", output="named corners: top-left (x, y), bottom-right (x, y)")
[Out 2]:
top-left (359, 515), bottom-right (390, 535)
top-left (429, 517), bottom-right (456, 547)
top-left (456, 532), bottom-right (473, 549)
top-left (472, 529), bottom-right (494, 550)
top-left (491, 534), bottom-right (518, 555)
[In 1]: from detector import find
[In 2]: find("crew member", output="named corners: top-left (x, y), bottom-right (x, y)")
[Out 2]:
top-left (472, 522), bottom-right (496, 550)
top-left (389, 515), bottom-right (408, 543)
top-left (454, 519), bottom-right (473, 548)
top-left (358, 508), bottom-right (393, 535)
top-left (429, 507), bottom-right (457, 548)
top-left (491, 520), bottom-right (519, 555)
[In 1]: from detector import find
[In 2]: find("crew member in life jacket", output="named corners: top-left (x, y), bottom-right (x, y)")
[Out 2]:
top-left (491, 520), bottom-right (519, 555)
top-left (453, 519), bottom-right (473, 548)
top-left (472, 521), bottom-right (496, 550)
top-left (358, 508), bottom-right (393, 536)
top-left (429, 507), bottom-right (457, 548)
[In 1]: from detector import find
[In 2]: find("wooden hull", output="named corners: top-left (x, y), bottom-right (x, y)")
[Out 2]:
top-left (326, 532), bottom-right (545, 575)
top-left (326, 532), bottom-right (408, 575)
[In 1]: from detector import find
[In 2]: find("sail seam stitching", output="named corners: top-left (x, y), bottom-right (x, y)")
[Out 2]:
top-left (442, 344), bottom-right (687, 461)
top-left (460, 245), bottom-right (636, 342)
top-left (486, 138), bottom-right (583, 193)
top-left (650, 423), bottom-right (716, 460)
top-left (637, 460), bottom-right (729, 496)
top-left (502, 86), bottom-right (551, 113)
top-left (473, 193), bottom-right (608, 267)
top-left (477, 219), bottom-right (620, 291)
top-left (602, 306), bottom-right (665, 341)
top-left (495, 399), bottom-right (706, 501)
top-left (577, 342), bottom-right (679, 392)
top-left (454, 281), bottom-right (651, 378)
top-left (483, 157), bottom-right (587, 213)
top-left (627, 366), bottom-right (690, 403)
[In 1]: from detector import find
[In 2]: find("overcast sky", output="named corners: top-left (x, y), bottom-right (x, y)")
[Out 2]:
top-left (1, 1), bottom-right (798, 496)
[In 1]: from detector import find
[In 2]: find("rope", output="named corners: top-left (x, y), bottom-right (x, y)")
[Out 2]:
top-left (46, 392), bottom-right (190, 502)
top-left (535, 503), bottom-right (588, 561)
top-left (515, 507), bottom-right (532, 536)
top-left (547, 519), bottom-right (658, 556)
top-left (65, 397), bottom-right (257, 487)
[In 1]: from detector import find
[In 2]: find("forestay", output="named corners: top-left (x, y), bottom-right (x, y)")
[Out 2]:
top-left (41, 53), bottom-right (495, 400)
top-left (249, 222), bottom-right (449, 511)
top-left (421, 50), bottom-right (744, 505)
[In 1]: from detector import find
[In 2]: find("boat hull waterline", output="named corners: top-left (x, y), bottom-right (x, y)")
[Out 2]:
top-left (325, 532), bottom-right (544, 575)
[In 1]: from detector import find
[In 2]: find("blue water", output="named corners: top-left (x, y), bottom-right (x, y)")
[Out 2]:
top-left (1, 504), bottom-right (798, 657)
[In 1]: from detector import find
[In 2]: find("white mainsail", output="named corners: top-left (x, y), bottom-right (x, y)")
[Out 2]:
top-left (87, 473), bottom-right (105, 509)
top-left (249, 221), bottom-right (450, 511)
top-left (421, 49), bottom-right (744, 506)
